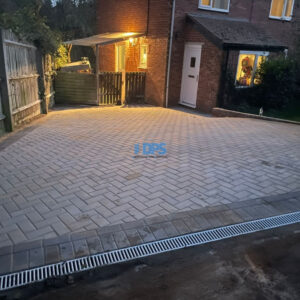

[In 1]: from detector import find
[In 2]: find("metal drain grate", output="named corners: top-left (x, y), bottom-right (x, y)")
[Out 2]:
top-left (1, 211), bottom-right (300, 291)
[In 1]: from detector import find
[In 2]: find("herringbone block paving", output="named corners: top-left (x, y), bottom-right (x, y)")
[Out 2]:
top-left (0, 106), bottom-right (299, 247)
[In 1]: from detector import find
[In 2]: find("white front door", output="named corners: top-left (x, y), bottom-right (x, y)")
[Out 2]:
top-left (180, 43), bottom-right (202, 108)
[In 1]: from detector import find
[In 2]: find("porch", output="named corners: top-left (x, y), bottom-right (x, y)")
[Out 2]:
top-left (55, 32), bottom-right (147, 106)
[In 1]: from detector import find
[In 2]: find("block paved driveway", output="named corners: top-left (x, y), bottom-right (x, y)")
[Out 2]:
top-left (0, 106), bottom-right (300, 248)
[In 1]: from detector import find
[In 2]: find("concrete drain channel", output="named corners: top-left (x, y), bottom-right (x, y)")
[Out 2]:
top-left (1, 211), bottom-right (300, 291)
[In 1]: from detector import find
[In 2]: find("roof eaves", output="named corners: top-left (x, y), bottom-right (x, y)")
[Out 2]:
top-left (223, 42), bottom-right (287, 51)
top-left (186, 14), bottom-right (224, 49)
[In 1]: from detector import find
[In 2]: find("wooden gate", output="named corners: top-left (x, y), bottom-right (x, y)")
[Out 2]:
top-left (99, 72), bottom-right (122, 105)
top-left (99, 72), bottom-right (146, 105)
top-left (125, 72), bottom-right (146, 103)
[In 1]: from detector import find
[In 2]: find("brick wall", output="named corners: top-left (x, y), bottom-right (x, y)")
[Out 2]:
top-left (99, 44), bottom-right (115, 72)
top-left (97, 0), bottom-right (172, 106)
top-left (97, 0), bottom-right (148, 33)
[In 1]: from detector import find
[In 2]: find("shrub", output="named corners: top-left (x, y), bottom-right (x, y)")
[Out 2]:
top-left (224, 55), bottom-right (298, 110)
top-left (255, 56), bottom-right (297, 109)
top-left (54, 44), bottom-right (70, 69)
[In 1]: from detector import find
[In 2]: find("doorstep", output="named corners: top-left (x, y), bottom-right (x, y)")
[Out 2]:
top-left (0, 190), bottom-right (300, 275)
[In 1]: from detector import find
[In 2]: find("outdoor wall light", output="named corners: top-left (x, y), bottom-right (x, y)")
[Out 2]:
top-left (129, 38), bottom-right (137, 46)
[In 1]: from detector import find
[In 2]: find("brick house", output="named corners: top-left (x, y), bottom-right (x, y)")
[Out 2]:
top-left (97, 0), bottom-right (299, 112)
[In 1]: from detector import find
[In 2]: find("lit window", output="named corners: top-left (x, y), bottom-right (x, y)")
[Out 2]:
top-left (199, 0), bottom-right (230, 12)
top-left (139, 44), bottom-right (148, 69)
top-left (235, 51), bottom-right (269, 87)
top-left (270, 0), bottom-right (294, 20)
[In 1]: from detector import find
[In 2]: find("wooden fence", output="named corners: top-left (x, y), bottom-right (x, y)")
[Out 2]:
top-left (99, 72), bottom-right (122, 105)
top-left (0, 29), bottom-right (51, 131)
top-left (55, 72), bottom-right (98, 105)
top-left (0, 90), bottom-right (4, 134)
top-left (55, 71), bottom-right (146, 106)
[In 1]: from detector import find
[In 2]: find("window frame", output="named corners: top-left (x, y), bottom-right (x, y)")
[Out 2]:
top-left (235, 50), bottom-right (269, 88)
top-left (139, 44), bottom-right (148, 69)
top-left (198, 0), bottom-right (230, 13)
top-left (269, 0), bottom-right (295, 21)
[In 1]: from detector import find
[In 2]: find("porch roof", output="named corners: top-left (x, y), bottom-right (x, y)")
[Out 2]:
top-left (187, 13), bottom-right (286, 51)
top-left (64, 32), bottom-right (145, 47)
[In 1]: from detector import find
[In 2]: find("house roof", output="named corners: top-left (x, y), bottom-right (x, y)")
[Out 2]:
top-left (187, 13), bottom-right (286, 50)
top-left (64, 32), bottom-right (145, 47)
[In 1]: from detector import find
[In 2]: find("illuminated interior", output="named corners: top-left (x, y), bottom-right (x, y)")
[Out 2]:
top-left (285, 0), bottom-right (294, 17)
top-left (200, 0), bottom-right (229, 10)
top-left (236, 53), bottom-right (268, 87)
top-left (270, 0), bottom-right (294, 19)
top-left (139, 44), bottom-right (148, 69)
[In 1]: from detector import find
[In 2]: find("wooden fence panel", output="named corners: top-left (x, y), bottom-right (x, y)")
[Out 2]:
top-left (125, 72), bottom-right (146, 103)
top-left (1, 29), bottom-right (41, 127)
top-left (0, 90), bottom-right (4, 134)
top-left (99, 72), bottom-right (122, 105)
top-left (55, 72), bottom-right (98, 105)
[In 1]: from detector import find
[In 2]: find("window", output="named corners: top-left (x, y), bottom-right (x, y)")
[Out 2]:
top-left (269, 0), bottom-right (294, 20)
top-left (235, 51), bottom-right (269, 87)
top-left (199, 0), bottom-right (230, 12)
top-left (190, 57), bottom-right (196, 68)
top-left (139, 44), bottom-right (148, 69)
top-left (116, 44), bottom-right (126, 71)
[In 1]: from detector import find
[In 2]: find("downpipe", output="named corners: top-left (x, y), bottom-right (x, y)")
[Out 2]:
top-left (165, 0), bottom-right (176, 108)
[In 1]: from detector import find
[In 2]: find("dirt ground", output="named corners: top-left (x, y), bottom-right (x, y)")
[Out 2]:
top-left (5, 224), bottom-right (300, 300)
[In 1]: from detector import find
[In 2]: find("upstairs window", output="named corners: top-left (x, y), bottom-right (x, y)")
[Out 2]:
top-left (270, 0), bottom-right (294, 21)
top-left (235, 51), bottom-right (269, 87)
top-left (199, 0), bottom-right (230, 12)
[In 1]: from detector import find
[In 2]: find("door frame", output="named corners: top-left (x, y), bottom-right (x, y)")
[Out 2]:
top-left (179, 42), bottom-right (203, 108)
top-left (115, 43), bottom-right (126, 72)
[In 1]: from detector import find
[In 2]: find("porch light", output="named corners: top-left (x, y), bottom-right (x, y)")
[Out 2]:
top-left (129, 37), bottom-right (137, 46)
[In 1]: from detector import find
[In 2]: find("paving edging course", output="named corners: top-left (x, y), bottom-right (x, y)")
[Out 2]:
top-left (0, 191), bottom-right (300, 276)
top-left (212, 108), bottom-right (300, 125)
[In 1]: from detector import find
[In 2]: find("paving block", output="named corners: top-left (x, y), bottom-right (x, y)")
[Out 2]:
top-left (12, 251), bottom-right (29, 272)
top-left (86, 237), bottom-right (103, 254)
top-left (29, 247), bottom-right (44, 268)
top-left (59, 242), bottom-right (74, 261)
top-left (99, 233), bottom-right (117, 252)
top-left (72, 239), bottom-right (89, 258)
top-left (137, 226), bottom-right (156, 243)
top-left (45, 245), bottom-right (60, 264)
top-left (113, 231), bottom-right (131, 248)
top-left (0, 254), bottom-right (12, 275)
top-left (124, 229), bottom-right (144, 246)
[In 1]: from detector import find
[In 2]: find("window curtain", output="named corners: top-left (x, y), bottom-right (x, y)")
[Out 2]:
top-left (271, 0), bottom-right (285, 17)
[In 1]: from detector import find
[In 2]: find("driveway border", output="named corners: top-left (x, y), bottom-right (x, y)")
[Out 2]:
top-left (1, 190), bottom-right (300, 275)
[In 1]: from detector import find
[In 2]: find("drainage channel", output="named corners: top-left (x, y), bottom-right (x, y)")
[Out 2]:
top-left (1, 211), bottom-right (300, 291)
